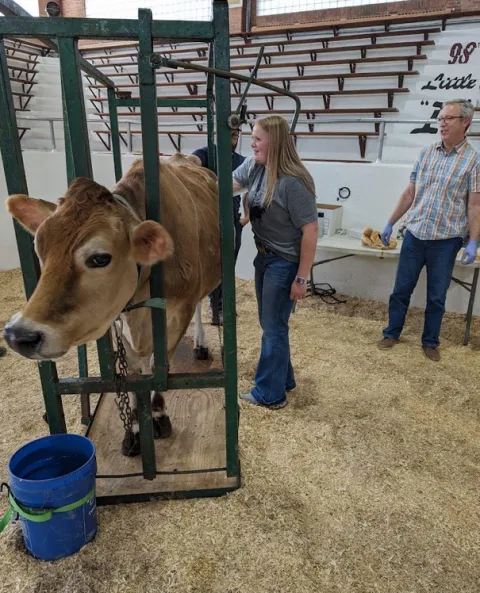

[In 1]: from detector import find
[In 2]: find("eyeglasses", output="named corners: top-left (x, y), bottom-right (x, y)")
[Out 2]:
top-left (436, 116), bottom-right (464, 123)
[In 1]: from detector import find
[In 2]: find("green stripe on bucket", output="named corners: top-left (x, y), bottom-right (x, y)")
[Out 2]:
top-left (0, 487), bottom-right (95, 530)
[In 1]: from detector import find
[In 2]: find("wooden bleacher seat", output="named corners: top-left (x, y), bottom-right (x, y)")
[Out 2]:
top-left (4, 54), bottom-right (38, 68)
top-left (240, 9), bottom-right (478, 37)
top-left (93, 128), bottom-right (377, 158)
top-left (17, 126), bottom-right (30, 141)
top-left (175, 40), bottom-right (435, 64)
top-left (87, 39), bottom-right (434, 67)
top-left (81, 27), bottom-right (441, 63)
top-left (90, 107), bottom-right (398, 134)
top-left (93, 52), bottom-right (426, 76)
top-left (88, 85), bottom-right (409, 110)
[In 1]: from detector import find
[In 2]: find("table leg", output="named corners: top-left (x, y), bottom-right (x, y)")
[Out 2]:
top-left (464, 267), bottom-right (479, 346)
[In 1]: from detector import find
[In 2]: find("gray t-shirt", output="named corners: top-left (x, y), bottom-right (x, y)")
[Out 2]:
top-left (233, 156), bottom-right (317, 262)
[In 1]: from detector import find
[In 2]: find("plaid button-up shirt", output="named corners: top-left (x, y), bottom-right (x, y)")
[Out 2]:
top-left (405, 139), bottom-right (480, 240)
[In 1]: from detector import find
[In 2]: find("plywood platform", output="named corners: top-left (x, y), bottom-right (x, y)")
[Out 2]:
top-left (87, 335), bottom-right (239, 504)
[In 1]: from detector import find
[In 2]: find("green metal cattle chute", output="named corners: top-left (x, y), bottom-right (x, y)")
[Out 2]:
top-left (0, 2), bottom-right (240, 504)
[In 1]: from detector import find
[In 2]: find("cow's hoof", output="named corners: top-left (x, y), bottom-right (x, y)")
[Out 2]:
top-left (153, 415), bottom-right (172, 439)
top-left (193, 346), bottom-right (209, 360)
top-left (122, 431), bottom-right (141, 456)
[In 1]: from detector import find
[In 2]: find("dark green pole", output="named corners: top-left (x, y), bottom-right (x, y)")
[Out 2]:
top-left (0, 39), bottom-right (66, 433)
top-left (213, 0), bottom-right (239, 478)
top-left (108, 87), bottom-right (123, 182)
top-left (135, 7), bottom-right (165, 480)
top-left (58, 37), bottom-right (116, 390)
top-left (138, 8), bottom-right (168, 388)
top-left (206, 44), bottom-right (215, 171)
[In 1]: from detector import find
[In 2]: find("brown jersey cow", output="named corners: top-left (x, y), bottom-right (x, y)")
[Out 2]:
top-left (4, 154), bottom-right (221, 455)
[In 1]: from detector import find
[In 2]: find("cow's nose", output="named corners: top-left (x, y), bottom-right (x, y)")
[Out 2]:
top-left (3, 323), bottom-right (44, 358)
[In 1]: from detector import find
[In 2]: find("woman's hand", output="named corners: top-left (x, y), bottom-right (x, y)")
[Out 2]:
top-left (240, 216), bottom-right (250, 227)
top-left (290, 280), bottom-right (307, 300)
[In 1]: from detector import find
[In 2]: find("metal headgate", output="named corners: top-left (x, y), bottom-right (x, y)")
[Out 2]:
top-left (0, 2), bottom-right (240, 504)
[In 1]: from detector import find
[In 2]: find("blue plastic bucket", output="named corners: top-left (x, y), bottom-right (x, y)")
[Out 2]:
top-left (8, 434), bottom-right (97, 561)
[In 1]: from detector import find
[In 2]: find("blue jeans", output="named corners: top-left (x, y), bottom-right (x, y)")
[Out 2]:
top-left (383, 230), bottom-right (462, 347)
top-left (209, 216), bottom-right (243, 313)
top-left (251, 252), bottom-right (298, 406)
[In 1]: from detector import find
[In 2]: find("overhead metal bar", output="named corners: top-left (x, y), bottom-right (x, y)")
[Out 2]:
top-left (0, 17), bottom-right (215, 41)
top-left (79, 56), bottom-right (116, 88)
top-left (0, 0), bottom-right (30, 17)
top-left (151, 55), bottom-right (302, 133)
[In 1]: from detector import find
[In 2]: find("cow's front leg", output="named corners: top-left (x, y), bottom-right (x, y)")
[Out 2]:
top-left (151, 391), bottom-right (172, 438)
top-left (121, 392), bottom-right (141, 456)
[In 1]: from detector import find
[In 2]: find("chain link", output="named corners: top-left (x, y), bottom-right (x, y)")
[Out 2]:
top-left (113, 318), bottom-right (134, 435)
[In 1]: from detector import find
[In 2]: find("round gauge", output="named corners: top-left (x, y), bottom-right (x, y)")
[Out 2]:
top-left (338, 187), bottom-right (351, 200)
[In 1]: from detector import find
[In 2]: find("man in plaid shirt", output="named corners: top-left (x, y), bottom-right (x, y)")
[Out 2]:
top-left (378, 99), bottom-right (480, 361)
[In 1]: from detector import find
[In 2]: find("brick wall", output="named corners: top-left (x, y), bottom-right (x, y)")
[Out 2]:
top-left (251, 0), bottom-right (480, 29)
top-left (61, 0), bottom-right (85, 17)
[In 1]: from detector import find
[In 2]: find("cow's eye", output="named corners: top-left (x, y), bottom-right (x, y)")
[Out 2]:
top-left (86, 253), bottom-right (112, 268)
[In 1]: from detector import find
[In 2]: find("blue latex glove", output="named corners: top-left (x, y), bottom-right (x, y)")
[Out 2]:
top-left (461, 240), bottom-right (478, 265)
top-left (380, 222), bottom-right (393, 247)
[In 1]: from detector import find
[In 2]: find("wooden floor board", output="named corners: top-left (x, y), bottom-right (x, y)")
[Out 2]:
top-left (87, 332), bottom-right (238, 502)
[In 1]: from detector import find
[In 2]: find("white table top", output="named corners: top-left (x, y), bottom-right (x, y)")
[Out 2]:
top-left (316, 234), bottom-right (480, 268)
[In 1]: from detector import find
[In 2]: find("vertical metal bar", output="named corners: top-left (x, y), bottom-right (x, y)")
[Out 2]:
top-left (58, 37), bottom-right (116, 385)
top-left (49, 119), bottom-right (56, 150)
top-left (127, 121), bottom-right (132, 153)
top-left (107, 87), bottom-right (122, 181)
top-left (138, 8), bottom-right (167, 387)
top-left (213, 0), bottom-right (239, 478)
top-left (206, 45), bottom-right (215, 171)
top-left (78, 345), bottom-right (91, 425)
top-left (58, 38), bottom-right (93, 180)
top-left (136, 7), bottom-right (161, 479)
top-left (0, 39), bottom-right (65, 433)
top-left (136, 391), bottom-right (156, 480)
top-left (376, 120), bottom-right (386, 163)
top-left (463, 267), bottom-right (479, 346)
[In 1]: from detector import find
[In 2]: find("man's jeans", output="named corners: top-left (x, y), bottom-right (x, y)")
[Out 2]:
top-left (209, 216), bottom-right (243, 314)
top-left (383, 230), bottom-right (462, 347)
top-left (251, 252), bottom-right (298, 406)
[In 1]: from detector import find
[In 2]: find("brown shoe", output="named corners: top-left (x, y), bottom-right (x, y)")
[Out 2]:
top-left (422, 346), bottom-right (440, 362)
top-left (377, 337), bottom-right (399, 350)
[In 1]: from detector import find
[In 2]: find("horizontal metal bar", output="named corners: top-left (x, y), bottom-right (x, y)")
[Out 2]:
top-left (56, 371), bottom-right (225, 394)
top-left (14, 114), bottom-right (480, 126)
top-left (79, 55), bottom-right (115, 88)
top-left (0, 17), bottom-right (214, 41)
top-left (116, 98), bottom-right (208, 108)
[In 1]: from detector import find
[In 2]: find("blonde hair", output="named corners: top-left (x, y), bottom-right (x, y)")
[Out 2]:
top-left (255, 115), bottom-right (316, 208)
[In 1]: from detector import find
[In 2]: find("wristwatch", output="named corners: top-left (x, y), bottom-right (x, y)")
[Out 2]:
top-left (295, 276), bottom-right (306, 285)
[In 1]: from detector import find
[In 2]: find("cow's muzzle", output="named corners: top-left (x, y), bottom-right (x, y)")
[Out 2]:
top-left (3, 315), bottom-right (65, 360)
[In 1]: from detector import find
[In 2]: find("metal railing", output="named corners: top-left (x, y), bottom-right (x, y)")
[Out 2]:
top-left (16, 114), bottom-right (480, 162)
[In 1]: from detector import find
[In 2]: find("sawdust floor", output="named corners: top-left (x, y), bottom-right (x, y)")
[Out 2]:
top-left (0, 268), bottom-right (479, 593)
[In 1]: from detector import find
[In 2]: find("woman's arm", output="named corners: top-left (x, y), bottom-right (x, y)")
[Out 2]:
top-left (290, 220), bottom-right (318, 300)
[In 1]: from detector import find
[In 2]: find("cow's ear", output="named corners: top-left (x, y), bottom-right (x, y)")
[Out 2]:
top-left (6, 194), bottom-right (57, 234)
top-left (132, 220), bottom-right (174, 265)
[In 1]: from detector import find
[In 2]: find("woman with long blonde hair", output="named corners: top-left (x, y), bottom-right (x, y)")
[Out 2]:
top-left (233, 115), bottom-right (318, 409)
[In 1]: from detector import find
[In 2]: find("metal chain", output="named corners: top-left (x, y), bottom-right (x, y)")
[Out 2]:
top-left (113, 318), bottom-right (134, 435)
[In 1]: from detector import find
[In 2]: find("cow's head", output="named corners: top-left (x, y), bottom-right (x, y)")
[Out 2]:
top-left (3, 177), bottom-right (173, 360)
